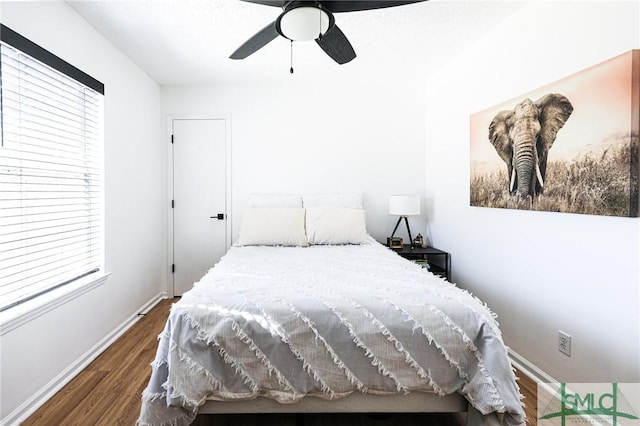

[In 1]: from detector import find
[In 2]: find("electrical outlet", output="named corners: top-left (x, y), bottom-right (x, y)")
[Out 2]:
top-left (559, 331), bottom-right (571, 357)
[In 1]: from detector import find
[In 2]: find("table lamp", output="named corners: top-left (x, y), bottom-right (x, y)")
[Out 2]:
top-left (388, 195), bottom-right (420, 248)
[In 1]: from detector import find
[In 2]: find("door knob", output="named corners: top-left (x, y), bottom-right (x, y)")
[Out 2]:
top-left (210, 213), bottom-right (225, 220)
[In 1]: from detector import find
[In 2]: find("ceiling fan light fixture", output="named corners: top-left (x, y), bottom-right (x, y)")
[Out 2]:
top-left (278, 6), bottom-right (330, 41)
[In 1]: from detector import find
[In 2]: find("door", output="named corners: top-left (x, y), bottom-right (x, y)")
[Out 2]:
top-left (172, 118), bottom-right (228, 296)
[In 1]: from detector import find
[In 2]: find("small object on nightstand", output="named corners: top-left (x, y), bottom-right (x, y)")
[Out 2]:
top-left (414, 259), bottom-right (430, 270)
top-left (413, 233), bottom-right (424, 248)
top-left (387, 236), bottom-right (403, 248)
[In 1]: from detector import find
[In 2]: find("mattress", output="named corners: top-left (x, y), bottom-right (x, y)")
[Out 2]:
top-left (137, 239), bottom-right (525, 426)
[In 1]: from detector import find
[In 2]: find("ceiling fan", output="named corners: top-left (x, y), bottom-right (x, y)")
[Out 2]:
top-left (230, 0), bottom-right (427, 65)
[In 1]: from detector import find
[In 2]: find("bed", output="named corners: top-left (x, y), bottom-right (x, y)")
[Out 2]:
top-left (137, 195), bottom-right (525, 426)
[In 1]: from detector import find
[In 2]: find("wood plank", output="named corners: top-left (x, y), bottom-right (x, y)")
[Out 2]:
top-left (20, 370), bottom-right (109, 426)
top-left (515, 371), bottom-right (538, 425)
top-left (86, 299), bottom-right (172, 372)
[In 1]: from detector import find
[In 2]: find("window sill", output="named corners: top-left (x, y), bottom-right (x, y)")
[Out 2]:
top-left (0, 272), bottom-right (111, 335)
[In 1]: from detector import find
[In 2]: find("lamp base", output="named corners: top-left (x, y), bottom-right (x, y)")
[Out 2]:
top-left (390, 216), bottom-right (414, 249)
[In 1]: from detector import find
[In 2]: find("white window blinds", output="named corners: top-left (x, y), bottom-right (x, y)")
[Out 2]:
top-left (0, 26), bottom-right (104, 312)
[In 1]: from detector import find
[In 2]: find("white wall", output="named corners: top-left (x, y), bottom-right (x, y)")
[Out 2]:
top-left (424, 1), bottom-right (639, 383)
top-left (0, 2), bottom-right (164, 423)
top-left (161, 78), bottom-right (428, 243)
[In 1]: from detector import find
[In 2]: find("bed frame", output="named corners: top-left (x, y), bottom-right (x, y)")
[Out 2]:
top-left (199, 391), bottom-right (468, 415)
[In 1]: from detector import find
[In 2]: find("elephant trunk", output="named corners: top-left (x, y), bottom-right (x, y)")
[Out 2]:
top-left (511, 136), bottom-right (545, 197)
top-left (513, 135), bottom-right (536, 196)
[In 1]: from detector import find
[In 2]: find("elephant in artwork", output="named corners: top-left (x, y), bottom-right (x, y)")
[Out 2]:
top-left (488, 93), bottom-right (573, 197)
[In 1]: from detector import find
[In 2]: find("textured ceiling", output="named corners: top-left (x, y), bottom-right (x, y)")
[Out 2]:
top-left (67, 0), bottom-right (526, 86)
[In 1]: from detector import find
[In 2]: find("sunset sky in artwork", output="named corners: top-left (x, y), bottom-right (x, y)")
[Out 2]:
top-left (470, 51), bottom-right (634, 176)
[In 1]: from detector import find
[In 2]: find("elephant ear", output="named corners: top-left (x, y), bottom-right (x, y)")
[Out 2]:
top-left (535, 93), bottom-right (574, 152)
top-left (488, 110), bottom-right (514, 167)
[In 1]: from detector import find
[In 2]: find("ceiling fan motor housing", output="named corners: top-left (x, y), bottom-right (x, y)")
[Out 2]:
top-left (276, 1), bottom-right (335, 41)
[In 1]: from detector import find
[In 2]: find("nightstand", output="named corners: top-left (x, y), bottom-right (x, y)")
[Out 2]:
top-left (389, 245), bottom-right (450, 281)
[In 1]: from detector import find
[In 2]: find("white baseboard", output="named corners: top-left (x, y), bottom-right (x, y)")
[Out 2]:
top-left (1, 292), bottom-right (168, 426)
top-left (508, 348), bottom-right (559, 385)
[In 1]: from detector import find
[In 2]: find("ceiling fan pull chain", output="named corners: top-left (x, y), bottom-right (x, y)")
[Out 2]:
top-left (290, 40), bottom-right (294, 74)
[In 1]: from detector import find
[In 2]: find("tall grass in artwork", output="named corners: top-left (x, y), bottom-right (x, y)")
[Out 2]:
top-left (470, 133), bottom-right (638, 216)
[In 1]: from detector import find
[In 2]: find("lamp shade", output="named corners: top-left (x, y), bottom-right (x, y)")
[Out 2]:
top-left (389, 195), bottom-right (420, 216)
top-left (279, 7), bottom-right (330, 41)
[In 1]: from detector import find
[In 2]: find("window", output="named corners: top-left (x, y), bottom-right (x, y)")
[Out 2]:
top-left (0, 25), bottom-right (104, 312)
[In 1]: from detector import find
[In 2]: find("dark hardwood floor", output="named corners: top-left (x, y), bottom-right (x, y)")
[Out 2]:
top-left (22, 298), bottom-right (537, 425)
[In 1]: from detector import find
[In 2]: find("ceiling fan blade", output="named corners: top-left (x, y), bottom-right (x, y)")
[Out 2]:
top-left (238, 0), bottom-right (286, 7)
top-left (322, 1), bottom-right (426, 13)
top-left (315, 24), bottom-right (356, 65)
top-left (230, 21), bottom-right (279, 59)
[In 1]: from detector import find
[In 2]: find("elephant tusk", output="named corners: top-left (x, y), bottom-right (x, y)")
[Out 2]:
top-left (510, 169), bottom-right (516, 192)
top-left (536, 163), bottom-right (544, 188)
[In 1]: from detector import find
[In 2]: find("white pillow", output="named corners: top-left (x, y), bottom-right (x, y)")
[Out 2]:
top-left (247, 194), bottom-right (303, 208)
top-left (237, 208), bottom-right (308, 246)
top-left (302, 193), bottom-right (363, 209)
top-left (306, 207), bottom-right (369, 245)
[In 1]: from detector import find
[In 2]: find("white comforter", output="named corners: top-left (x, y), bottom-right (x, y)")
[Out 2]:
top-left (138, 240), bottom-right (525, 425)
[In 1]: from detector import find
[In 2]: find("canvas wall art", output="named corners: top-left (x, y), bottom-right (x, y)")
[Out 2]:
top-left (470, 50), bottom-right (639, 217)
